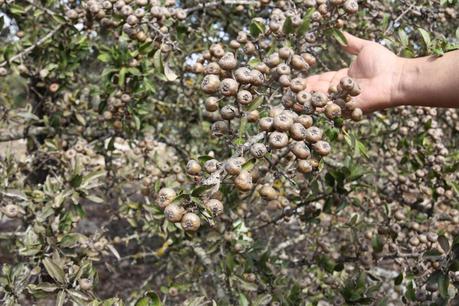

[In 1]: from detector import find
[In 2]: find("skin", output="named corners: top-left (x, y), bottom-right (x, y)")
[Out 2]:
top-left (306, 32), bottom-right (459, 113)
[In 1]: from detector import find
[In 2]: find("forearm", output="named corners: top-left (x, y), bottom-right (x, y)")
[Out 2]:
top-left (395, 50), bottom-right (459, 108)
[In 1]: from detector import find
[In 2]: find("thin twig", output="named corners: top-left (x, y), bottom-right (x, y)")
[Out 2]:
top-left (0, 25), bottom-right (63, 67)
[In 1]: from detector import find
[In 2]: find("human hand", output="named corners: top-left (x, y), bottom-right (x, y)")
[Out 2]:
top-left (306, 32), bottom-right (405, 113)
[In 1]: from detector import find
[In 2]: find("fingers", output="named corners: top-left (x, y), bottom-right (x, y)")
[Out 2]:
top-left (341, 32), bottom-right (370, 55)
top-left (306, 69), bottom-right (349, 93)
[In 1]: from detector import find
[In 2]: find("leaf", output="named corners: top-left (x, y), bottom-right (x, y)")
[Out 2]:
top-left (438, 235), bottom-right (450, 253)
top-left (252, 294), bottom-right (272, 306)
top-left (164, 63), bottom-right (177, 81)
top-left (371, 234), bottom-right (384, 253)
top-left (153, 49), bottom-right (163, 73)
top-left (238, 117), bottom-right (248, 144)
top-left (56, 290), bottom-right (66, 306)
top-left (394, 273), bottom-right (403, 286)
top-left (249, 20), bottom-right (265, 37)
top-left (198, 155), bottom-right (214, 163)
top-left (398, 29), bottom-right (409, 47)
top-left (282, 16), bottom-right (294, 34)
top-left (239, 293), bottom-right (249, 306)
top-left (97, 52), bottom-right (111, 63)
top-left (297, 8), bottom-right (314, 36)
top-left (329, 28), bottom-right (347, 46)
top-left (42, 258), bottom-right (66, 284)
top-left (70, 174), bottom-right (83, 188)
top-left (191, 185), bottom-right (212, 197)
top-left (118, 67), bottom-right (128, 87)
top-left (438, 273), bottom-right (449, 299)
top-left (135, 291), bottom-right (162, 306)
top-left (418, 28), bottom-right (432, 49)
top-left (247, 95), bottom-right (264, 111)
top-left (107, 244), bottom-right (121, 261)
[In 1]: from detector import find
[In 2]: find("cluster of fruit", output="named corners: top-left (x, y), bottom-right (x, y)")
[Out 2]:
top-left (65, 0), bottom-right (186, 46)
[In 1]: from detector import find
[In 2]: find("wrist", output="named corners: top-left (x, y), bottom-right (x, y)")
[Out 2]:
top-left (392, 57), bottom-right (426, 108)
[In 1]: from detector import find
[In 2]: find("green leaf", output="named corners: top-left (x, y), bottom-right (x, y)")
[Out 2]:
top-left (418, 28), bottom-right (432, 49)
top-left (118, 67), bottom-right (128, 87)
top-left (70, 174), bottom-right (83, 188)
top-left (42, 258), bottom-right (66, 284)
top-left (154, 49), bottom-right (163, 74)
top-left (329, 28), bottom-right (347, 46)
top-left (56, 290), bottom-right (66, 306)
top-left (297, 8), bottom-right (314, 36)
top-left (398, 29), bottom-right (409, 47)
top-left (372, 234), bottom-right (384, 253)
top-left (247, 95), bottom-right (264, 111)
top-left (191, 185), bottom-right (212, 197)
top-left (135, 291), bottom-right (162, 306)
top-left (239, 293), bottom-right (249, 306)
top-left (164, 63), bottom-right (177, 81)
top-left (438, 273), bottom-right (449, 299)
top-left (394, 273), bottom-right (403, 286)
top-left (438, 235), bottom-right (450, 253)
top-left (282, 16), bottom-right (294, 34)
top-left (249, 20), bottom-right (265, 37)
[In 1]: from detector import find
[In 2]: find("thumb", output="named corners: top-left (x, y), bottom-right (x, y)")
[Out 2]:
top-left (341, 32), bottom-right (370, 55)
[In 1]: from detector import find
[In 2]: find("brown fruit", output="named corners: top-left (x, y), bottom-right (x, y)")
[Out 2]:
top-left (269, 131), bottom-right (289, 149)
top-left (205, 97), bottom-right (219, 112)
top-left (234, 170), bottom-right (253, 191)
top-left (265, 52), bottom-right (281, 67)
top-left (3, 204), bottom-right (20, 218)
top-left (276, 63), bottom-right (291, 75)
top-left (220, 105), bottom-right (239, 120)
top-left (344, 0), bottom-right (358, 14)
top-left (211, 121), bottom-right (229, 137)
top-left (259, 117), bottom-right (274, 132)
top-left (186, 160), bottom-right (201, 175)
top-left (225, 158), bottom-right (243, 175)
top-left (312, 141), bottom-right (331, 156)
top-left (325, 103), bottom-right (342, 119)
top-left (273, 113), bottom-right (294, 132)
top-left (340, 76), bottom-right (355, 92)
top-left (237, 90), bottom-right (253, 105)
top-left (305, 126), bottom-right (323, 143)
top-left (311, 92), bottom-right (328, 107)
top-left (291, 142), bottom-right (310, 159)
top-left (234, 67), bottom-right (253, 84)
top-left (164, 203), bottom-right (185, 222)
top-left (181, 213), bottom-right (201, 231)
top-left (259, 185), bottom-right (278, 200)
top-left (201, 75), bottom-right (221, 94)
top-left (218, 52), bottom-right (238, 70)
top-left (290, 78), bottom-right (306, 92)
top-left (157, 188), bottom-right (176, 209)
top-left (279, 47), bottom-right (293, 60)
top-left (247, 110), bottom-right (259, 123)
top-left (204, 159), bottom-right (219, 173)
top-left (351, 108), bottom-right (363, 121)
top-left (290, 123), bottom-right (308, 141)
top-left (296, 90), bottom-right (312, 105)
top-left (79, 278), bottom-right (93, 291)
top-left (290, 55), bottom-right (309, 71)
top-left (297, 160), bottom-right (313, 174)
top-left (295, 115), bottom-right (313, 128)
top-left (220, 78), bottom-right (239, 96)
top-left (205, 62), bottom-right (222, 75)
top-left (250, 143), bottom-right (268, 158)
top-left (205, 199), bottom-right (224, 216)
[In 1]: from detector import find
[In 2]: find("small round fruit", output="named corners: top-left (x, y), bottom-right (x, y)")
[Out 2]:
top-left (340, 76), bottom-right (355, 92)
top-left (205, 97), bottom-right (219, 112)
top-left (305, 126), bottom-right (323, 143)
top-left (269, 131), bottom-right (289, 149)
top-left (297, 160), bottom-right (313, 174)
top-left (290, 123), bottom-right (308, 141)
top-left (296, 90), bottom-right (312, 105)
top-left (250, 69), bottom-right (265, 86)
top-left (205, 62), bottom-right (222, 75)
top-left (220, 78), bottom-right (239, 96)
top-left (259, 117), bottom-right (274, 132)
top-left (234, 67), bottom-right (253, 84)
top-left (225, 158), bottom-right (243, 175)
top-left (295, 115), bottom-right (313, 128)
top-left (311, 92), bottom-right (328, 107)
top-left (276, 63), bottom-right (291, 75)
top-left (265, 52), bottom-right (281, 67)
top-left (279, 47), bottom-right (293, 60)
top-left (290, 78), bottom-right (306, 92)
top-left (344, 0), bottom-right (358, 14)
top-left (181, 213), bottom-right (201, 232)
top-left (290, 55), bottom-right (308, 71)
top-left (164, 203), bottom-right (186, 222)
top-left (250, 143), bottom-right (268, 158)
top-left (237, 90), bottom-right (253, 105)
top-left (290, 142), bottom-right (310, 159)
top-left (186, 160), bottom-right (201, 175)
top-left (3, 204), bottom-right (20, 218)
top-left (325, 103), bottom-right (342, 119)
top-left (312, 141), bottom-right (331, 156)
top-left (79, 278), bottom-right (93, 291)
top-left (157, 187), bottom-right (176, 209)
top-left (218, 52), bottom-right (237, 70)
top-left (220, 105), bottom-right (238, 120)
top-left (259, 185), bottom-right (278, 200)
top-left (247, 110), bottom-right (259, 123)
top-left (211, 121), bottom-right (229, 137)
top-left (273, 113), bottom-right (294, 132)
top-left (201, 75), bottom-right (220, 94)
top-left (234, 170), bottom-right (253, 191)
top-left (205, 199), bottom-right (224, 216)
top-left (204, 159), bottom-right (219, 173)
top-left (351, 108), bottom-right (363, 121)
